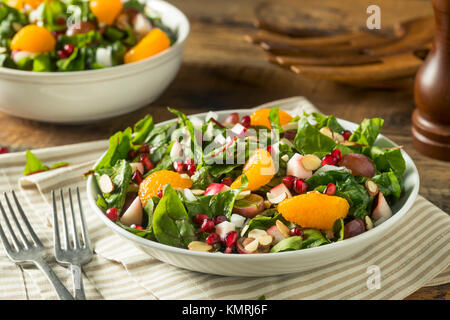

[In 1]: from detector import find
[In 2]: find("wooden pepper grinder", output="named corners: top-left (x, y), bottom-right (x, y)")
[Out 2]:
top-left (412, 0), bottom-right (450, 161)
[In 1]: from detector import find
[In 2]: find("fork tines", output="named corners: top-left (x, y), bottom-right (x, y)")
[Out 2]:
top-left (52, 188), bottom-right (91, 253)
top-left (0, 191), bottom-right (42, 255)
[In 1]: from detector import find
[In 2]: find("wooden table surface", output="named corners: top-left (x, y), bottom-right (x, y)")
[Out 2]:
top-left (0, 0), bottom-right (448, 299)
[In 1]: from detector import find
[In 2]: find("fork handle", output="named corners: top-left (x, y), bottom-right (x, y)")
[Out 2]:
top-left (34, 258), bottom-right (74, 300)
top-left (70, 264), bottom-right (86, 300)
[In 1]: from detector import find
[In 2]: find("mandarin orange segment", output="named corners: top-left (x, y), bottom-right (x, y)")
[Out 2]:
top-left (138, 170), bottom-right (192, 206)
top-left (124, 28), bottom-right (171, 64)
top-left (89, 0), bottom-right (123, 25)
top-left (8, 0), bottom-right (43, 9)
top-left (10, 25), bottom-right (56, 53)
top-left (249, 108), bottom-right (293, 129)
top-left (230, 148), bottom-right (275, 191)
top-left (277, 192), bottom-right (350, 230)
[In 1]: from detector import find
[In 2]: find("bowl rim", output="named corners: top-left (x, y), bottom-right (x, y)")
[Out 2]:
top-left (87, 108), bottom-right (420, 261)
top-left (0, 0), bottom-right (190, 78)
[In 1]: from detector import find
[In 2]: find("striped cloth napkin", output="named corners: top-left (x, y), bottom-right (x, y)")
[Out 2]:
top-left (0, 97), bottom-right (449, 300)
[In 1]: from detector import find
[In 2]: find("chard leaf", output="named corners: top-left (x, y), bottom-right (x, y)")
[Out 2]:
top-left (132, 115), bottom-right (154, 144)
top-left (95, 127), bottom-right (133, 170)
top-left (191, 166), bottom-right (214, 189)
top-left (24, 150), bottom-right (49, 176)
top-left (371, 171), bottom-right (402, 199)
top-left (95, 159), bottom-right (132, 213)
top-left (311, 113), bottom-right (345, 133)
top-left (301, 229), bottom-right (329, 248)
top-left (270, 236), bottom-right (302, 253)
top-left (368, 146), bottom-right (406, 176)
top-left (349, 118), bottom-right (384, 146)
top-left (152, 185), bottom-right (195, 248)
top-left (294, 117), bottom-right (336, 155)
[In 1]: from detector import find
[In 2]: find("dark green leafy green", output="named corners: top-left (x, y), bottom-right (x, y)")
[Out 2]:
top-left (152, 185), bottom-right (196, 248)
top-left (95, 128), bottom-right (133, 170)
top-left (270, 236), bottom-right (302, 253)
top-left (294, 117), bottom-right (336, 155)
top-left (24, 150), bottom-right (49, 176)
top-left (311, 113), bottom-right (345, 133)
top-left (190, 166), bottom-right (214, 189)
top-left (371, 171), bottom-right (402, 199)
top-left (349, 118), bottom-right (384, 146)
top-left (332, 218), bottom-right (345, 241)
top-left (95, 160), bottom-right (132, 213)
top-left (368, 146), bottom-right (406, 176)
top-left (301, 229), bottom-right (329, 248)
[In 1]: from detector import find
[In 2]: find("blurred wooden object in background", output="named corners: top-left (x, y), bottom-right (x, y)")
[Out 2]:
top-left (412, 0), bottom-right (450, 161)
top-left (246, 0), bottom-right (434, 88)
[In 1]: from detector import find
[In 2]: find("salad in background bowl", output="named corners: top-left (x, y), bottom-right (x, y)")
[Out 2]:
top-left (86, 98), bottom-right (420, 276)
top-left (0, 0), bottom-right (189, 123)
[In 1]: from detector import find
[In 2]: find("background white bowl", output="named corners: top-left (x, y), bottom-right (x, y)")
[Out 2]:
top-left (0, 0), bottom-right (189, 124)
top-left (87, 106), bottom-right (420, 277)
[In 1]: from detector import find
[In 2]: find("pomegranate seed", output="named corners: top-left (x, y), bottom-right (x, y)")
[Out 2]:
top-left (128, 149), bottom-right (137, 159)
top-left (331, 149), bottom-right (342, 162)
top-left (241, 115), bottom-right (251, 128)
top-left (193, 213), bottom-right (209, 224)
top-left (174, 161), bottom-right (185, 173)
top-left (140, 154), bottom-right (154, 171)
top-left (283, 130), bottom-right (297, 140)
top-left (157, 190), bottom-right (163, 198)
top-left (225, 231), bottom-right (238, 248)
top-left (221, 177), bottom-right (233, 186)
top-left (137, 144), bottom-right (150, 154)
top-left (321, 154), bottom-right (337, 166)
top-left (0, 146), bottom-right (9, 154)
top-left (282, 176), bottom-right (296, 189)
top-left (213, 215), bottom-right (227, 225)
top-left (224, 246), bottom-right (234, 254)
top-left (105, 208), bottom-right (118, 221)
top-left (324, 182), bottom-right (336, 196)
top-left (342, 130), bottom-right (352, 141)
top-left (63, 43), bottom-right (74, 55)
top-left (56, 17), bottom-right (66, 25)
top-left (187, 163), bottom-right (197, 176)
top-left (57, 50), bottom-right (68, 59)
top-left (132, 170), bottom-right (143, 185)
top-left (200, 219), bottom-right (215, 233)
top-left (290, 227), bottom-right (304, 237)
top-left (294, 179), bottom-right (308, 194)
top-left (206, 233), bottom-right (221, 245)
top-left (134, 225), bottom-right (143, 230)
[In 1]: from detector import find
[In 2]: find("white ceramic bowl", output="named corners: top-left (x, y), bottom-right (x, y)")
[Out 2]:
top-left (87, 102), bottom-right (420, 277)
top-left (0, 1), bottom-right (189, 124)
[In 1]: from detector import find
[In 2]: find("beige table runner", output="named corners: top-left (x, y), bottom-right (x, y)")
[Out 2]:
top-left (0, 98), bottom-right (449, 300)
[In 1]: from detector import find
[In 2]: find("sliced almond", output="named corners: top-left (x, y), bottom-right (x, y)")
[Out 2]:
top-left (240, 224), bottom-right (250, 237)
top-left (365, 216), bottom-right (374, 230)
top-left (99, 174), bottom-right (114, 194)
top-left (264, 200), bottom-right (272, 209)
top-left (266, 191), bottom-right (287, 204)
top-left (248, 228), bottom-right (267, 239)
top-left (365, 180), bottom-right (379, 196)
top-left (191, 189), bottom-right (205, 196)
top-left (276, 220), bottom-right (291, 238)
top-left (340, 141), bottom-right (359, 147)
top-left (236, 190), bottom-right (251, 200)
top-left (258, 234), bottom-right (274, 246)
top-left (301, 154), bottom-right (322, 171)
top-left (244, 238), bottom-right (259, 253)
top-left (319, 126), bottom-right (334, 139)
top-left (333, 132), bottom-right (345, 143)
top-left (188, 241), bottom-right (212, 252)
top-left (281, 154), bottom-right (289, 162)
top-left (180, 173), bottom-right (191, 180)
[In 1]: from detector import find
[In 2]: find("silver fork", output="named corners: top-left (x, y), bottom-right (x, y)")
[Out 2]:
top-left (52, 187), bottom-right (93, 300)
top-left (52, 188), bottom-right (93, 300)
top-left (0, 191), bottom-right (74, 300)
